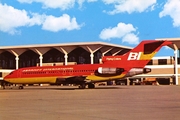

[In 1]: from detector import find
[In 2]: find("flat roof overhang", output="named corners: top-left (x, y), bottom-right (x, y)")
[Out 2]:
top-left (0, 41), bottom-right (132, 50)
top-left (0, 41), bottom-right (132, 55)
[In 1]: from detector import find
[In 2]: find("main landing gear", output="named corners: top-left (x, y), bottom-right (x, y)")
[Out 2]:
top-left (88, 83), bottom-right (95, 89)
top-left (79, 84), bottom-right (86, 89)
top-left (1, 81), bottom-right (12, 89)
top-left (19, 85), bottom-right (24, 89)
top-left (78, 83), bottom-right (95, 89)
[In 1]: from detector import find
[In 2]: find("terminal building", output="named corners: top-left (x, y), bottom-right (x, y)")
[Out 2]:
top-left (0, 38), bottom-right (180, 86)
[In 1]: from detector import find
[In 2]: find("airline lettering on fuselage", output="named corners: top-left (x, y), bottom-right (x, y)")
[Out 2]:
top-left (105, 58), bottom-right (121, 61)
top-left (127, 52), bottom-right (142, 60)
top-left (22, 67), bottom-right (74, 72)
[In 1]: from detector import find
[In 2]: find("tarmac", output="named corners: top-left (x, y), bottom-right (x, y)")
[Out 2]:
top-left (0, 85), bottom-right (180, 120)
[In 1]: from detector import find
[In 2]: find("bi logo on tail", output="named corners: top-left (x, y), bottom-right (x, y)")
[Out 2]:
top-left (128, 52), bottom-right (142, 60)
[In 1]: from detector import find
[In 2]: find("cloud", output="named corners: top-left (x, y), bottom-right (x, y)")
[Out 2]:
top-left (17, 0), bottom-right (97, 10)
top-left (0, 4), bottom-right (82, 34)
top-left (0, 3), bottom-right (43, 34)
top-left (0, 3), bottom-right (82, 34)
top-left (18, 0), bottom-right (75, 10)
top-left (87, 0), bottom-right (97, 2)
top-left (159, 0), bottom-right (180, 27)
top-left (42, 14), bottom-right (81, 32)
top-left (122, 33), bottom-right (139, 44)
top-left (102, 0), bottom-right (157, 14)
top-left (99, 22), bottom-right (139, 44)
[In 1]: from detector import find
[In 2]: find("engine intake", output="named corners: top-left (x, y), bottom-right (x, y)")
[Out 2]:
top-left (143, 68), bottom-right (151, 73)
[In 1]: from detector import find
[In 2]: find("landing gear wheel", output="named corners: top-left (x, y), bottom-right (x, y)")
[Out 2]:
top-left (88, 83), bottom-right (95, 89)
top-left (79, 84), bottom-right (86, 89)
top-left (2, 82), bottom-right (5, 89)
top-left (19, 86), bottom-right (24, 89)
top-left (2, 85), bottom-right (5, 89)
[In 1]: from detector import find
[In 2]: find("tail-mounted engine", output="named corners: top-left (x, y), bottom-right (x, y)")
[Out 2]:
top-left (125, 68), bottom-right (151, 77)
top-left (97, 67), bottom-right (124, 75)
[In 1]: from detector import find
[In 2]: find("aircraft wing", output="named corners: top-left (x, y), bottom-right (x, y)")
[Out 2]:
top-left (56, 76), bottom-right (87, 84)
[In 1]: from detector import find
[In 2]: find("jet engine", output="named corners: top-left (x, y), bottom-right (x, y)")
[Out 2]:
top-left (125, 68), bottom-right (151, 77)
top-left (97, 67), bottom-right (124, 75)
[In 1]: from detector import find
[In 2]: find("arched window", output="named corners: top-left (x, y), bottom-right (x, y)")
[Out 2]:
top-left (68, 47), bottom-right (90, 64)
top-left (43, 49), bottom-right (64, 63)
top-left (0, 51), bottom-right (15, 69)
top-left (19, 50), bottom-right (39, 68)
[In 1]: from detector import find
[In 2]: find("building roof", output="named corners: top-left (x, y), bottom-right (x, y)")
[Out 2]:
top-left (0, 41), bottom-right (132, 56)
top-left (0, 41), bottom-right (132, 49)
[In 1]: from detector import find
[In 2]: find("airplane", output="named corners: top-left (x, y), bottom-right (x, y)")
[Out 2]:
top-left (2, 40), bottom-right (171, 89)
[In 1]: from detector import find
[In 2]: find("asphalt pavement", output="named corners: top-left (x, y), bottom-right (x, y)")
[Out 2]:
top-left (0, 85), bottom-right (180, 120)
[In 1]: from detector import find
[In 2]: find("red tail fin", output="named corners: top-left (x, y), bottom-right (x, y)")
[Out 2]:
top-left (102, 40), bottom-right (172, 68)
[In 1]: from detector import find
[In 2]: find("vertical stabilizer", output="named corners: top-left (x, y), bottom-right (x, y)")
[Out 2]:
top-left (102, 40), bottom-right (172, 68)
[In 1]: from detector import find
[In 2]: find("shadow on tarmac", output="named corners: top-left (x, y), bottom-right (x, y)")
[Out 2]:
top-left (1, 86), bottom-right (128, 91)
top-left (36, 86), bottom-right (127, 90)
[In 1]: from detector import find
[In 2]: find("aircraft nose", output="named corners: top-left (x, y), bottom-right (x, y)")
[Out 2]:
top-left (3, 74), bottom-right (11, 82)
top-left (4, 75), bottom-right (8, 81)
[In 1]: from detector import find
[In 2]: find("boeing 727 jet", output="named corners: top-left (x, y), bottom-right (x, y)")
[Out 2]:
top-left (3, 40), bottom-right (171, 89)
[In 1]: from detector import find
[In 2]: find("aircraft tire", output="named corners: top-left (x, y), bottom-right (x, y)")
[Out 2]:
top-left (88, 83), bottom-right (95, 89)
top-left (19, 86), bottom-right (24, 89)
top-left (79, 84), bottom-right (86, 89)
top-left (1, 81), bottom-right (6, 89)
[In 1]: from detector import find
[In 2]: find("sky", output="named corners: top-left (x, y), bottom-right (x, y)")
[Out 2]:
top-left (0, 0), bottom-right (180, 56)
